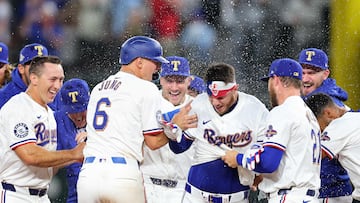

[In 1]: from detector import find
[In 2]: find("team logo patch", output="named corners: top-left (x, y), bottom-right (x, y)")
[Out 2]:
top-left (14, 123), bottom-right (29, 138)
top-left (265, 125), bottom-right (277, 138)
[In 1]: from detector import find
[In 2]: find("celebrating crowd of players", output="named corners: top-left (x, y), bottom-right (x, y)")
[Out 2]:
top-left (0, 36), bottom-right (358, 203)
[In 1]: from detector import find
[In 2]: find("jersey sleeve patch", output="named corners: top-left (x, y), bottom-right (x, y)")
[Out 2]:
top-left (13, 122), bottom-right (29, 138)
top-left (264, 125), bottom-right (277, 138)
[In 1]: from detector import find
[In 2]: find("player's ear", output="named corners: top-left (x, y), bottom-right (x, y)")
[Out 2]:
top-left (322, 69), bottom-right (330, 80)
top-left (323, 106), bottom-right (337, 120)
top-left (29, 72), bottom-right (39, 86)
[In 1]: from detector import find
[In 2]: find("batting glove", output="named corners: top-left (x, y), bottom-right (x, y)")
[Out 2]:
top-left (242, 144), bottom-right (264, 170)
top-left (159, 120), bottom-right (183, 141)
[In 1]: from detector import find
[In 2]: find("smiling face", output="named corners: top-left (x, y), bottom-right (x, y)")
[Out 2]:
top-left (29, 62), bottom-right (64, 107)
top-left (160, 75), bottom-right (191, 106)
top-left (301, 65), bottom-right (329, 96)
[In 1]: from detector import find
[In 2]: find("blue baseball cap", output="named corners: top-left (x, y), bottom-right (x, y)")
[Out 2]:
top-left (0, 42), bottom-right (9, 64)
top-left (19, 43), bottom-right (48, 65)
top-left (298, 48), bottom-right (328, 70)
top-left (160, 56), bottom-right (190, 77)
top-left (60, 78), bottom-right (90, 114)
top-left (261, 58), bottom-right (303, 81)
top-left (189, 75), bottom-right (206, 93)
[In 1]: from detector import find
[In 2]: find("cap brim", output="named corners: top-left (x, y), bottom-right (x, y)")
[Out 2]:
top-left (300, 62), bottom-right (327, 70)
top-left (63, 104), bottom-right (87, 114)
top-left (260, 76), bottom-right (270, 81)
top-left (0, 59), bottom-right (9, 64)
top-left (160, 73), bottom-right (190, 77)
top-left (153, 56), bottom-right (170, 64)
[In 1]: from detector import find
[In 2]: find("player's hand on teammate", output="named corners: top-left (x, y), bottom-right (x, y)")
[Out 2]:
top-left (160, 120), bottom-right (181, 141)
top-left (72, 142), bottom-right (86, 163)
top-left (222, 150), bottom-right (239, 168)
top-left (250, 174), bottom-right (263, 191)
top-left (242, 144), bottom-right (264, 170)
top-left (75, 131), bottom-right (87, 144)
top-left (172, 101), bottom-right (198, 131)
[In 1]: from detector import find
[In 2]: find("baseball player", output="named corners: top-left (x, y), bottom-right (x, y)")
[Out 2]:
top-left (169, 62), bottom-right (269, 203)
top-left (0, 43), bottom-right (49, 108)
top-left (0, 56), bottom-right (84, 203)
top-left (187, 75), bottom-right (206, 97)
top-left (54, 78), bottom-right (90, 203)
top-left (222, 58), bottom-right (322, 203)
top-left (298, 48), bottom-right (353, 202)
top-left (141, 56), bottom-right (196, 203)
top-left (76, 36), bottom-right (171, 203)
top-left (0, 42), bottom-right (14, 88)
top-left (305, 93), bottom-right (360, 203)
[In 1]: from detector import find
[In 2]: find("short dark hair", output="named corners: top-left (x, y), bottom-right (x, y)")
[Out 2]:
top-left (205, 63), bottom-right (235, 84)
top-left (305, 93), bottom-right (335, 118)
top-left (29, 56), bottom-right (62, 76)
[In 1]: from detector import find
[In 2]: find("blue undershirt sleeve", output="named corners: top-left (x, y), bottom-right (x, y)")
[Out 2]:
top-left (168, 134), bottom-right (193, 154)
top-left (236, 146), bottom-right (284, 173)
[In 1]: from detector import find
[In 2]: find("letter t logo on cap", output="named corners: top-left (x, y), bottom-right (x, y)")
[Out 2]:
top-left (305, 51), bottom-right (316, 61)
top-left (171, 60), bottom-right (181, 71)
top-left (34, 45), bottom-right (45, 56)
top-left (68, 91), bottom-right (79, 103)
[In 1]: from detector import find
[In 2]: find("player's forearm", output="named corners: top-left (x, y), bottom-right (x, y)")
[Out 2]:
top-left (237, 146), bottom-right (283, 173)
top-left (29, 149), bottom-right (81, 167)
top-left (53, 160), bottom-right (78, 170)
top-left (144, 132), bottom-right (169, 150)
top-left (15, 143), bottom-right (84, 168)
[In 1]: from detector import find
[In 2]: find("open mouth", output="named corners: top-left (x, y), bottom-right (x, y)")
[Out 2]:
top-left (169, 91), bottom-right (180, 97)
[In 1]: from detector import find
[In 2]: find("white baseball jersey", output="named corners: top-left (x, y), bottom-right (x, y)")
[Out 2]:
top-left (83, 71), bottom-right (163, 162)
top-left (259, 96), bottom-right (321, 194)
top-left (0, 92), bottom-right (57, 188)
top-left (186, 91), bottom-right (268, 167)
top-left (321, 112), bottom-right (360, 201)
top-left (78, 71), bottom-right (163, 203)
top-left (141, 93), bottom-right (194, 180)
top-left (141, 93), bottom-right (194, 203)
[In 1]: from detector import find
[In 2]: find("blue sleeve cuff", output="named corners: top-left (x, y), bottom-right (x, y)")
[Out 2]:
top-left (236, 153), bottom-right (244, 167)
top-left (169, 134), bottom-right (193, 154)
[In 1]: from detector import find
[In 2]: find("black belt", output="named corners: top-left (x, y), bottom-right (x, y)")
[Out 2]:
top-left (276, 188), bottom-right (316, 197)
top-left (2, 182), bottom-right (47, 197)
top-left (150, 177), bottom-right (178, 188)
top-left (353, 199), bottom-right (360, 203)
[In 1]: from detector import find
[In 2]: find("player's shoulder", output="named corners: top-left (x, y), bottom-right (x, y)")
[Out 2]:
top-left (331, 112), bottom-right (359, 127)
top-left (2, 92), bottom-right (26, 108)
